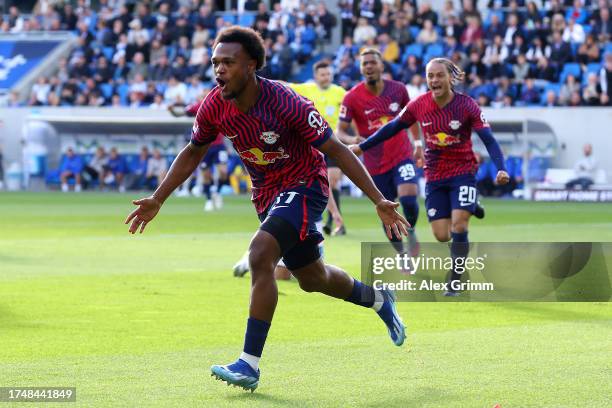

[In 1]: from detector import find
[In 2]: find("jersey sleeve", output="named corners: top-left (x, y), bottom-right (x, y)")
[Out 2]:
top-left (338, 93), bottom-right (353, 123)
top-left (290, 94), bottom-right (332, 147)
top-left (185, 100), bottom-right (203, 117)
top-left (398, 99), bottom-right (417, 125)
top-left (190, 94), bottom-right (218, 146)
top-left (466, 97), bottom-right (490, 130)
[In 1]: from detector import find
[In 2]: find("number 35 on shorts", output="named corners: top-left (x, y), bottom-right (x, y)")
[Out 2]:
top-left (398, 163), bottom-right (416, 181)
top-left (458, 185), bottom-right (477, 206)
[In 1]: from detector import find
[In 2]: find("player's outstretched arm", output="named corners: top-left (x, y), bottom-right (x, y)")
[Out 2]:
top-left (352, 117), bottom-right (409, 156)
top-left (318, 136), bottom-right (410, 239)
top-left (125, 142), bottom-right (209, 234)
top-left (336, 120), bottom-right (365, 145)
top-left (475, 128), bottom-right (509, 185)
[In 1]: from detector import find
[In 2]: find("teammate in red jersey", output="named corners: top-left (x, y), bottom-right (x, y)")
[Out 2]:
top-left (337, 48), bottom-right (420, 258)
top-left (169, 100), bottom-right (229, 211)
top-left (351, 58), bottom-right (510, 296)
top-left (126, 26), bottom-right (409, 391)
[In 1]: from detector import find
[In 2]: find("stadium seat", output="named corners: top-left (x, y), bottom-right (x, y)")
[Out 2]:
top-left (409, 26), bottom-right (421, 40)
top-left (238, 13), bottom-right (255, 27)
top-left (100, 83), bottom-right (113, 100)
top-left (102, 46), bottom-right (114, 61)
top-left (541, 83), bottom-right (562, 104)
top-left (117, 84), bottom-right (130, 106)
top-left (401, 43), bottom-right (423, 63)
top-left (221, 13), bottom-right (236, 24)
top-left (586, 63), bottom-right (601, 74)
top-left (559, 63), bottom-right (581, 84)
top-left (423, 43), bottom-right (444, 61)
top-left (605, 42), bottom-right (612, 55)
top-left (527, 156), bottom-right (551, 182)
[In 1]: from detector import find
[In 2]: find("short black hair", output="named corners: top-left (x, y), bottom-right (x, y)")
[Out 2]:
top-left (359, 47), bottom-right (382, 60)
top-left (313, 60), bottom-right (331, 73)
top-left (213, 26), bottom-right (266, 70)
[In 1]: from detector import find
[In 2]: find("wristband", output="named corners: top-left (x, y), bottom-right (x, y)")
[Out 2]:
top-left (413, 140), bottom-right (423, 147)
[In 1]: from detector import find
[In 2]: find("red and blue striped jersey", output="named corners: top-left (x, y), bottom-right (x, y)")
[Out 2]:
top-left (399, 91), bottom-right (489, 182)
top-left (339, 80), bottom-right (412, 175)
top-left (186, 99), bottom-right (224, 147)
top-left (191, 77), bottom-right (331, 214)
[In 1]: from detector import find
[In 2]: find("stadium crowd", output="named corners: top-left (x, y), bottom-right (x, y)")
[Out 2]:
top-left (1, 0), bottom-right (610, 108)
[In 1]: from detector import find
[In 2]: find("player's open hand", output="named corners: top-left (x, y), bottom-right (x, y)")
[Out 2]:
top-left (496, 170), bottom-right (510, 185)
top-left (375, 199), bottom-right (410, 240)
top-left (349, 144), bottom-right (363, 156)
top-left (414, 146), bottom-right (424, 168)
top-left (125, 196), bottom-right (162, 234)
top-left (331, 211), bottom-right (344, 234)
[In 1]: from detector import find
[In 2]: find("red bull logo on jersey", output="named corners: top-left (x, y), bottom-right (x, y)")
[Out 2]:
top-left (367, 115), bottom-right (391, 131)
top-left (239, 147), bottom-right (289, 165)
top-left (426, 132), bottom-right (462, 147)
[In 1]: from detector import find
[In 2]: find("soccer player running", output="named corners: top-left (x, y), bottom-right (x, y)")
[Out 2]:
top-left (351, 58), bottom-right (509, 295)
top-left (232, 60), bottom-right (346, 279)
top-left (169, 101), bottom-right (230, 211)
top-left (125, 27), bottom-right (409, 391)
top-left (337, 48), bottom-right (421, 259)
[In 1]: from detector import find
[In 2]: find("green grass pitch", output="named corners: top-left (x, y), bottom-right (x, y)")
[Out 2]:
top-left (1, 192), bottom-right (610, 407)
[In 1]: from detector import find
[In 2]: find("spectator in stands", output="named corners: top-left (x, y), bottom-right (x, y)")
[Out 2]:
top-left (164, 75), bottom-right (187, 105)
top-left (392, 12), bottom-right (414, 48)
top-left (416, 19), bottom-right (439, 44)
top-left (268, 33), bottom-right (293, 80)
top-left (127, 146), bottom-right (150, 190)
top-left (562, 18), bottom-right (585, 44)
top-left (565, 0), bottom-right (588, 25)
top-left (576, 34), bottom-right (601, 65)
top-left (353, 17), bottom-right (377, 45)
top-left (30, 77), bottom-right (51, 106)
top-left (549, 30), bottom-right (572, 71)
top-left (149, 54), bottom-right (173, 82)
top-left (417, 2), bottom-right (439, 27)
top-left (335, 54), bottom-right (360, 86)
top-left (582, 73), bottom-right (602, 106)
top-left (443, 14), bottom-right (463, 42)
top-left (461, 16), bottom-right (483, 50)
top-left (128, 52), bottom-right (149, 81)
top-left (60, 147), bottom-right (83, 192)
top-left (559, 74), bottom-right (581, 105)
top-left (520, 78), bottom-right (540, 105)
top-left (400, 55), bottom-right (421, 84)
top-left (440, 0), bottom-right (458, 26)
top-left (465, 50), bottom-right (487, 84)
top-left (503, 13), bottom-right (522, 47)
top-left (8, 6), bottom-right (24, 33)
top-left (315, 2), bottom-right (337, 42)
top-left (61, 3), bottom-right (78, 31)
top-left (507, 34), bottom-right (528, 64)
top-left (406, 74), bottom-right (428, 98)
top-left (533, 56), bottom-right (557, 82)
top-left (600, 53), bottom-right (612, 105)
top-left (338, 0), bottom-right (356, 39)
top-left (568, 90), bottom-right (583, 106)
top-left (378, 33), bottom-right (399, 63)
top-left (484, 13), bottom-right (504, 43)
top-left (592, 5), bottom-right (610, 43)
top-left (146, 149), bottom-right (168, 190)
top-left (83, 146), bottom-right (107, 189)
top-left (525, 36), bottom-right (550, 63)
top-left (543, 90), bottom-right (560, 106)
top-left (566, 143), bottom-right (598, 190)
top-left (484, 35), bottom-right (509, 79)
top-left (524, 1), bottom-right (542, 33)
top-left (512, 54), bottom-right (530, 84)
top-left (103, 147), bottom-right (127, 192)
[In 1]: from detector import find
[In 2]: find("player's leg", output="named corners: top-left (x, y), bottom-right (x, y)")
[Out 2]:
top-left (212, 150), bottom-right (229, 209)
top-left (395, 159), bottom-right (420, 256)
top-left (288, 252), bottom-right (406, 347)
top-left (444, 175), bottom-right (477, 296)
top-left (202, 167), bottom-right (214, 211)
top-left (74, 172), bottom-right (82, 192)
top-left (212, 217), bottom-right (290, 390)
top-left (373, 171), bottom-right (405, 253)
top-left (60, 171), bottom-right (71, 192)
top-left (425, 179), bottom-right (453, 242)
top-left (324, 162), bottom-right (344, 235)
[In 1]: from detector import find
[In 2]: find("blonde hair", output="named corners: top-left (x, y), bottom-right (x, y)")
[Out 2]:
top-left (427, 58), bottom-right (465, 89)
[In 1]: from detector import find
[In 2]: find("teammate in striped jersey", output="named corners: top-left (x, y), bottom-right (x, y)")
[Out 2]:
top-left (125, 26), bottom-right (409, 391)
top-left (337, 48), bottom-right (421, 259)
top-left (351, 58), bottom-right (509, 295)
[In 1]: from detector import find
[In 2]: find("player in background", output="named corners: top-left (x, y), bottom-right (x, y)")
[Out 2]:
top-left (126, 27), bottom-right (409, 392)
top-left (169, 101), bottom-right (229, 211)
top-left (351, 58), bottom-right (509, 295)
top-left (337, 48), bottom-right (420, 258)
top-left (288, 60), bottom-right (347, 236)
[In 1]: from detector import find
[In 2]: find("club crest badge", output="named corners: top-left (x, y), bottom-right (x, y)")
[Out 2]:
top-left (389, 102), bottom-right (399, 112)
top-left (449, 120), bottom-right (461, 130)
top-left (260, 131), bottom-right (280, 144)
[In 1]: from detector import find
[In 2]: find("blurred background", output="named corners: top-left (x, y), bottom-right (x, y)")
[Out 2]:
top-left (0, 0), bottom-right (610, 202)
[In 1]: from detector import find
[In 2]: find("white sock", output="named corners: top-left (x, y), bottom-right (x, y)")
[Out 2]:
top-left (239, 352), bottom-right (260, 371)
top-left (61, 183), bottom-right (68, 192)
top-left (372, 290), bottom-right (384, 312)
top-left (75, 184), bottom-right (82, 192)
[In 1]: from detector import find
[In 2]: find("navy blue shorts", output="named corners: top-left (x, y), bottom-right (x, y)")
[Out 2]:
top-left (425, 173), bottom-right (478, 221)
top-left (258, 179), bottom-right (328, 270)
top-left (200, 145), bottom-right (228, 169)
top-left (371, 158), bottom-right (418, 201)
